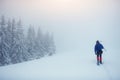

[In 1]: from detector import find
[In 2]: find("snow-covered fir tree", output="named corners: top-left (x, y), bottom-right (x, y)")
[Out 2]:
top-left (0, 16), bottom-right (11, 65)
top-left (48, 33), bottom-right (56, 56)
top-left (42, 32), bottom-right (56, 56)
top-left (12, 19), bottom-right (28, 63)
top-left (35, 27), bottom-right (44, 58)
top-left (26, 25), bottom-right (36, 59)
top-left (8, 19), bottom-right (19, 64)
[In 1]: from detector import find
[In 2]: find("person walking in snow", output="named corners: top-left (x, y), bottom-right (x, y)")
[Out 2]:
top-left (94, 40), bottom-right (104, 65)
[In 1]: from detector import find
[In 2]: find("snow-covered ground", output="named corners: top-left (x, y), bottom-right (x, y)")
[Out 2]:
top-left (0, 50), bottom-right (120, 80)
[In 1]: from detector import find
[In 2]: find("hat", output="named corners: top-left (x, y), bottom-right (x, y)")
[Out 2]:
top-left (96, 40), bottom-right (99, 44)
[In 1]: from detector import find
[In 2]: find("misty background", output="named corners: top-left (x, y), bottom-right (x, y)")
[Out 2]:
top-left (0, 0), bottom-right (120, 53)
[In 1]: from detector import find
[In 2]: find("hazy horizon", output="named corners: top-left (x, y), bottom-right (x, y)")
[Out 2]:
top-left (0, 0), bottom-right (120, 53)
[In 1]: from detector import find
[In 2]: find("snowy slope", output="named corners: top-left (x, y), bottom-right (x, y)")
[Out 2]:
top-left (0, 50), bottom-right (120, 80)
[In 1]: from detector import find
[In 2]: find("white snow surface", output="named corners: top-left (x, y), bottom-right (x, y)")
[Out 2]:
top-left (0, 50), bottom-right (120, 80)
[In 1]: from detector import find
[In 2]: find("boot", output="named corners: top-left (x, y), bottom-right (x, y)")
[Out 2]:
top-left (97, 60), bottom-right (99, 65)
top-left (97, 56), bottom-right (99, 65)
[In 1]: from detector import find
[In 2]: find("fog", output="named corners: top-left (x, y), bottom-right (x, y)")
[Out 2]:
top-left (0, 0), bottom-right (120, 53)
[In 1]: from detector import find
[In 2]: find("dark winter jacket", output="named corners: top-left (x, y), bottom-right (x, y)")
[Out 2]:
top-left (94, 42), bottom-right (104, 54)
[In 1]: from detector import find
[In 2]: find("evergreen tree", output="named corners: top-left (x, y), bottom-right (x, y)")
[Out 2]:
top-left (42, 32), bottom-right (51, 55)
top-left (48, 33), bottom-right (56, 56)
top-left (44, 32), bottom-right (55, 56)
top-left (8, 19), bottom-right (18, 63)
top-left (35, 27), bottom-right (44, 58)
top-left (26, 25), bottom-right (36, 59)
top-left (0, 16), bottom-right (11, 65)
top-left (13, 19), bottom-right (28, 62)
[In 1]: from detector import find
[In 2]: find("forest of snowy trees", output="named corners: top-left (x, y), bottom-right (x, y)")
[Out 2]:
top-left (0, 16), bottom-right (56, 66)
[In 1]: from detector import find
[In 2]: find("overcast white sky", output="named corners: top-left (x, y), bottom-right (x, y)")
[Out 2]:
top-left (0, 0), bottom-right (120, 53)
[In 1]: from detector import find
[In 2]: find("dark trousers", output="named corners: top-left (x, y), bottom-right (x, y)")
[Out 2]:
top-left (97, 50), bottom-right (103, 63)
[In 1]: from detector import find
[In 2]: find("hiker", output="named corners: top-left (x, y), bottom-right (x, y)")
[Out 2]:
top-left (94, 40), bottom-right (104, 65)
